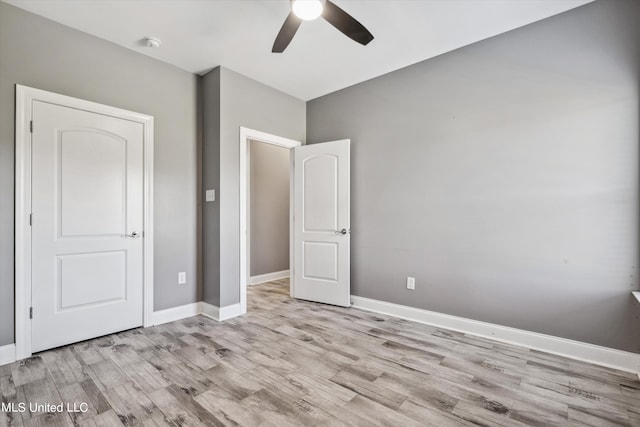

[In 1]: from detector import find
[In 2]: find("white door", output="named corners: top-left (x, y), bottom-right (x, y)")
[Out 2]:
top-left (31, 100), bottom-right (144, 353)
top-left (293, 139), bottom-right (350, 307)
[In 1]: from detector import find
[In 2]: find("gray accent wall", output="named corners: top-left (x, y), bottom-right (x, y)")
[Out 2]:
top-left (249, 140), bottom-right (290, 276)
top-left (307, 0), bottom-right (640, 352)
top-left (0, 3), bottom-right (201, 345)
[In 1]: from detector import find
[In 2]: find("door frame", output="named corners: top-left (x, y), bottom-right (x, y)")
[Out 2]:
top-left (239, 127), bottom-right (301, 314)
top-left (14, 85), bottom-right (154, 360)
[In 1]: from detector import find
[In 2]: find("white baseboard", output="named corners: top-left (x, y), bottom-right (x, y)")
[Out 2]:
top-left (151, 302), bottom-right (201, 326)
top-left (351, 296), bottom-right (640, 374)
top-left (0, 344), bottom-right (16, 366)
top-left (200, 302), bottom-right (243, 322)
top-left (219, 303), bottom-right (242, 321)
top-left (250, 270), bottom-right (290, 285)
top-left (153, 301), bottom-right (244, 324)
top-left (200, 301), bottom-right (219, 321)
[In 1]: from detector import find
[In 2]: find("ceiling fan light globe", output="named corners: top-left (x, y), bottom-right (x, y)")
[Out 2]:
top-left (292, 0), bottom-right (323, 20)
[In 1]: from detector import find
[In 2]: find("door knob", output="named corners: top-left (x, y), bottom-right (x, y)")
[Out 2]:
top-left (335, 228), bottom-right (348, 235)
top-left (123, 231), bottom-right (141, 239)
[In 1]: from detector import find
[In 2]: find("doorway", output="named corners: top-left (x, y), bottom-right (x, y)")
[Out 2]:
top-left (249, 140), bottom-right (291, 285)
top-left (239, 127), bottom-right (301, 313)
top-left (239, 127), bottom-right (352, 314)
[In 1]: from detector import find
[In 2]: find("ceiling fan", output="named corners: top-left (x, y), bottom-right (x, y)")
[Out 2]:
top-left (272, 0), bottom-right (374, 53)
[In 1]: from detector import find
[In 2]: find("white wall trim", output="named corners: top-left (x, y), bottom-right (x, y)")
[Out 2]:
top-left (200, 302), bottom-right (219, 321)
top-left (239, 127), bottom-right (300, 316)
top-left (250, 270), bottom-right (290, 285)
top-left (219, 303), bottom-right (242, 321)
top-left (200, 302), bottom-right (242, 322)
top-left (351, 296), bottom-right (640, 374)
top-left (14, 85), bottom-right (154, 361)
top-left (0, 344), bottom-right (16, 366)
top-left (151, 303), bottom-right (202, 326)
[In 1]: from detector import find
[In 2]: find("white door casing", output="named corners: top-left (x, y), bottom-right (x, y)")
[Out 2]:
top-left (15, 85), bottom-right (154, 359)
top-left (293, 139), bottom-right (350, 307)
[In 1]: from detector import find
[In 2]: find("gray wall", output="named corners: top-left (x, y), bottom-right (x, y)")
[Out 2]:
top-left (307, 0), bottom-right (640, 352)
top-left (0, 3), bottom-right (201, 345)
top-left (218, 67), bottom-right (305, 307)
top-left (202, 68), bottom-right (221, 307)
top-left (249, 140), bottom-right (290, 276)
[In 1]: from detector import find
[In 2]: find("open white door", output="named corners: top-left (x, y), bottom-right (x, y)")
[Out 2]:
top-left (292, 139), bottom-right (350, 307)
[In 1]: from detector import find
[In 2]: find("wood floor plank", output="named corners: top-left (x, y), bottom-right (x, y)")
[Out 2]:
top-left (19, 378), bottom-right (63, 419)
top-left (398, 399), bottom-right (475, 427)
top-left (86, 359), bottom-right (129, 392)
top-left (0, 371), bottom-right (17, 399)
top-left (568, 405), bottom-right (632, 426)
top-left (147, 387), bottom-right (205, 427)
top-left (240, 388), bottom-right (316, 427)
top-left (164, 384), bottom-right (226, 427)
top-left (71, 342), bottom-right (107, 366)
top-left (40, 348), bottom-right (89, 389)
top-left (102, 382), bottom-right (162, 426)
top-left (22, 412), bottom-right (73, 427)
top-left (0, 404), bottom-right (24, 427)
top-left (194, 387), bottom-right (266, 426)
top-left (10, 357), bottom-right (47, 387)
top-left (174, 347), bottom-right (218, 372)
top-left (202, 365), bottom-right (262, 401)
top-left (57, 381), bottom-right (110, 424)
top-left (121, 361), bottom-right (170, 395)
top-left (452, 400), bottom-right (527, 427)
top-left (284, 370), bottom-right (356, 404)
top-left (373, 371), bottom-right (458, 414)
top-left (343, 395), bottom-right (424, 427)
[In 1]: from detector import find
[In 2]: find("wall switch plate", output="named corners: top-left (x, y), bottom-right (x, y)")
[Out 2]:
top-left (407, 277), bottom-right (415, 290)
top-left (205, 189), bottom-right (216, 202)
top-left (178, 272), bottom-right (186, 285)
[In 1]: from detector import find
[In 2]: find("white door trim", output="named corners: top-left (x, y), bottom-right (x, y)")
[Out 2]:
top-left (239, 127), bottom-right (301, 315)
top-left (14, 85), bottom-right (154, 360)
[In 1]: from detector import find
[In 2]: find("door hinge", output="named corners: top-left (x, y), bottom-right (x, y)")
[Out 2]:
top-left (29, 214), bottom-right (32, 226)
top-left (30, 121), bottom-right (33, 133)
top-left (29, 307), bottom-right (33, 319)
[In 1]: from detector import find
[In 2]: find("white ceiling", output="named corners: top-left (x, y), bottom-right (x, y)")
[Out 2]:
top-left (4, 0), bottom-right (592, 101)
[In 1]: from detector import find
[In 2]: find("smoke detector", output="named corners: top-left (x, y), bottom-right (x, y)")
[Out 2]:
top-left (143, 37), bottom-right (161, 48)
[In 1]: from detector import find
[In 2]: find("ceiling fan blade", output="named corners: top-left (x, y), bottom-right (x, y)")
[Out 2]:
top-left (322, 0), bottom-right (374, 46)
top-left (272, 12), bottom-right (302, 53)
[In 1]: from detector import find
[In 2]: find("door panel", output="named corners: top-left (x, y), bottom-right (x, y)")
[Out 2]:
top-left (57, 251), bottom-right (126, 310)
top-left (31, 100), bottom-right (144, 353)
top-left (303, 241), bottom-right (338, 281)
top-left (303, 155), bottom-right (338, 231)
top-left (293, 140), bottom-right (350, 307)
top-left (59, 130), bottom-right (127, 237)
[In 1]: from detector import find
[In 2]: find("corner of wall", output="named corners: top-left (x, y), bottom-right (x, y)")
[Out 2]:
top-left (201, 66), bottom-right (222, 307)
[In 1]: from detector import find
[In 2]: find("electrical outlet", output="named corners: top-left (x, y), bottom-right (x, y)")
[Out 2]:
top-left (407, 276), bottom-right (415, 290)
top-left (178, 272), bottom-right (186, 285)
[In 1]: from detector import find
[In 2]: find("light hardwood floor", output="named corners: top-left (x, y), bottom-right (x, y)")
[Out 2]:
top-left (1, 279), bottom-right (639, 426)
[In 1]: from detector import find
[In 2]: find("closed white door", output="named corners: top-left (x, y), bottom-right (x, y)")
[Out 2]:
top-left (293, 139), bottom-right (350, 307)
top-left (31, 100), bottom-right (144, 353)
